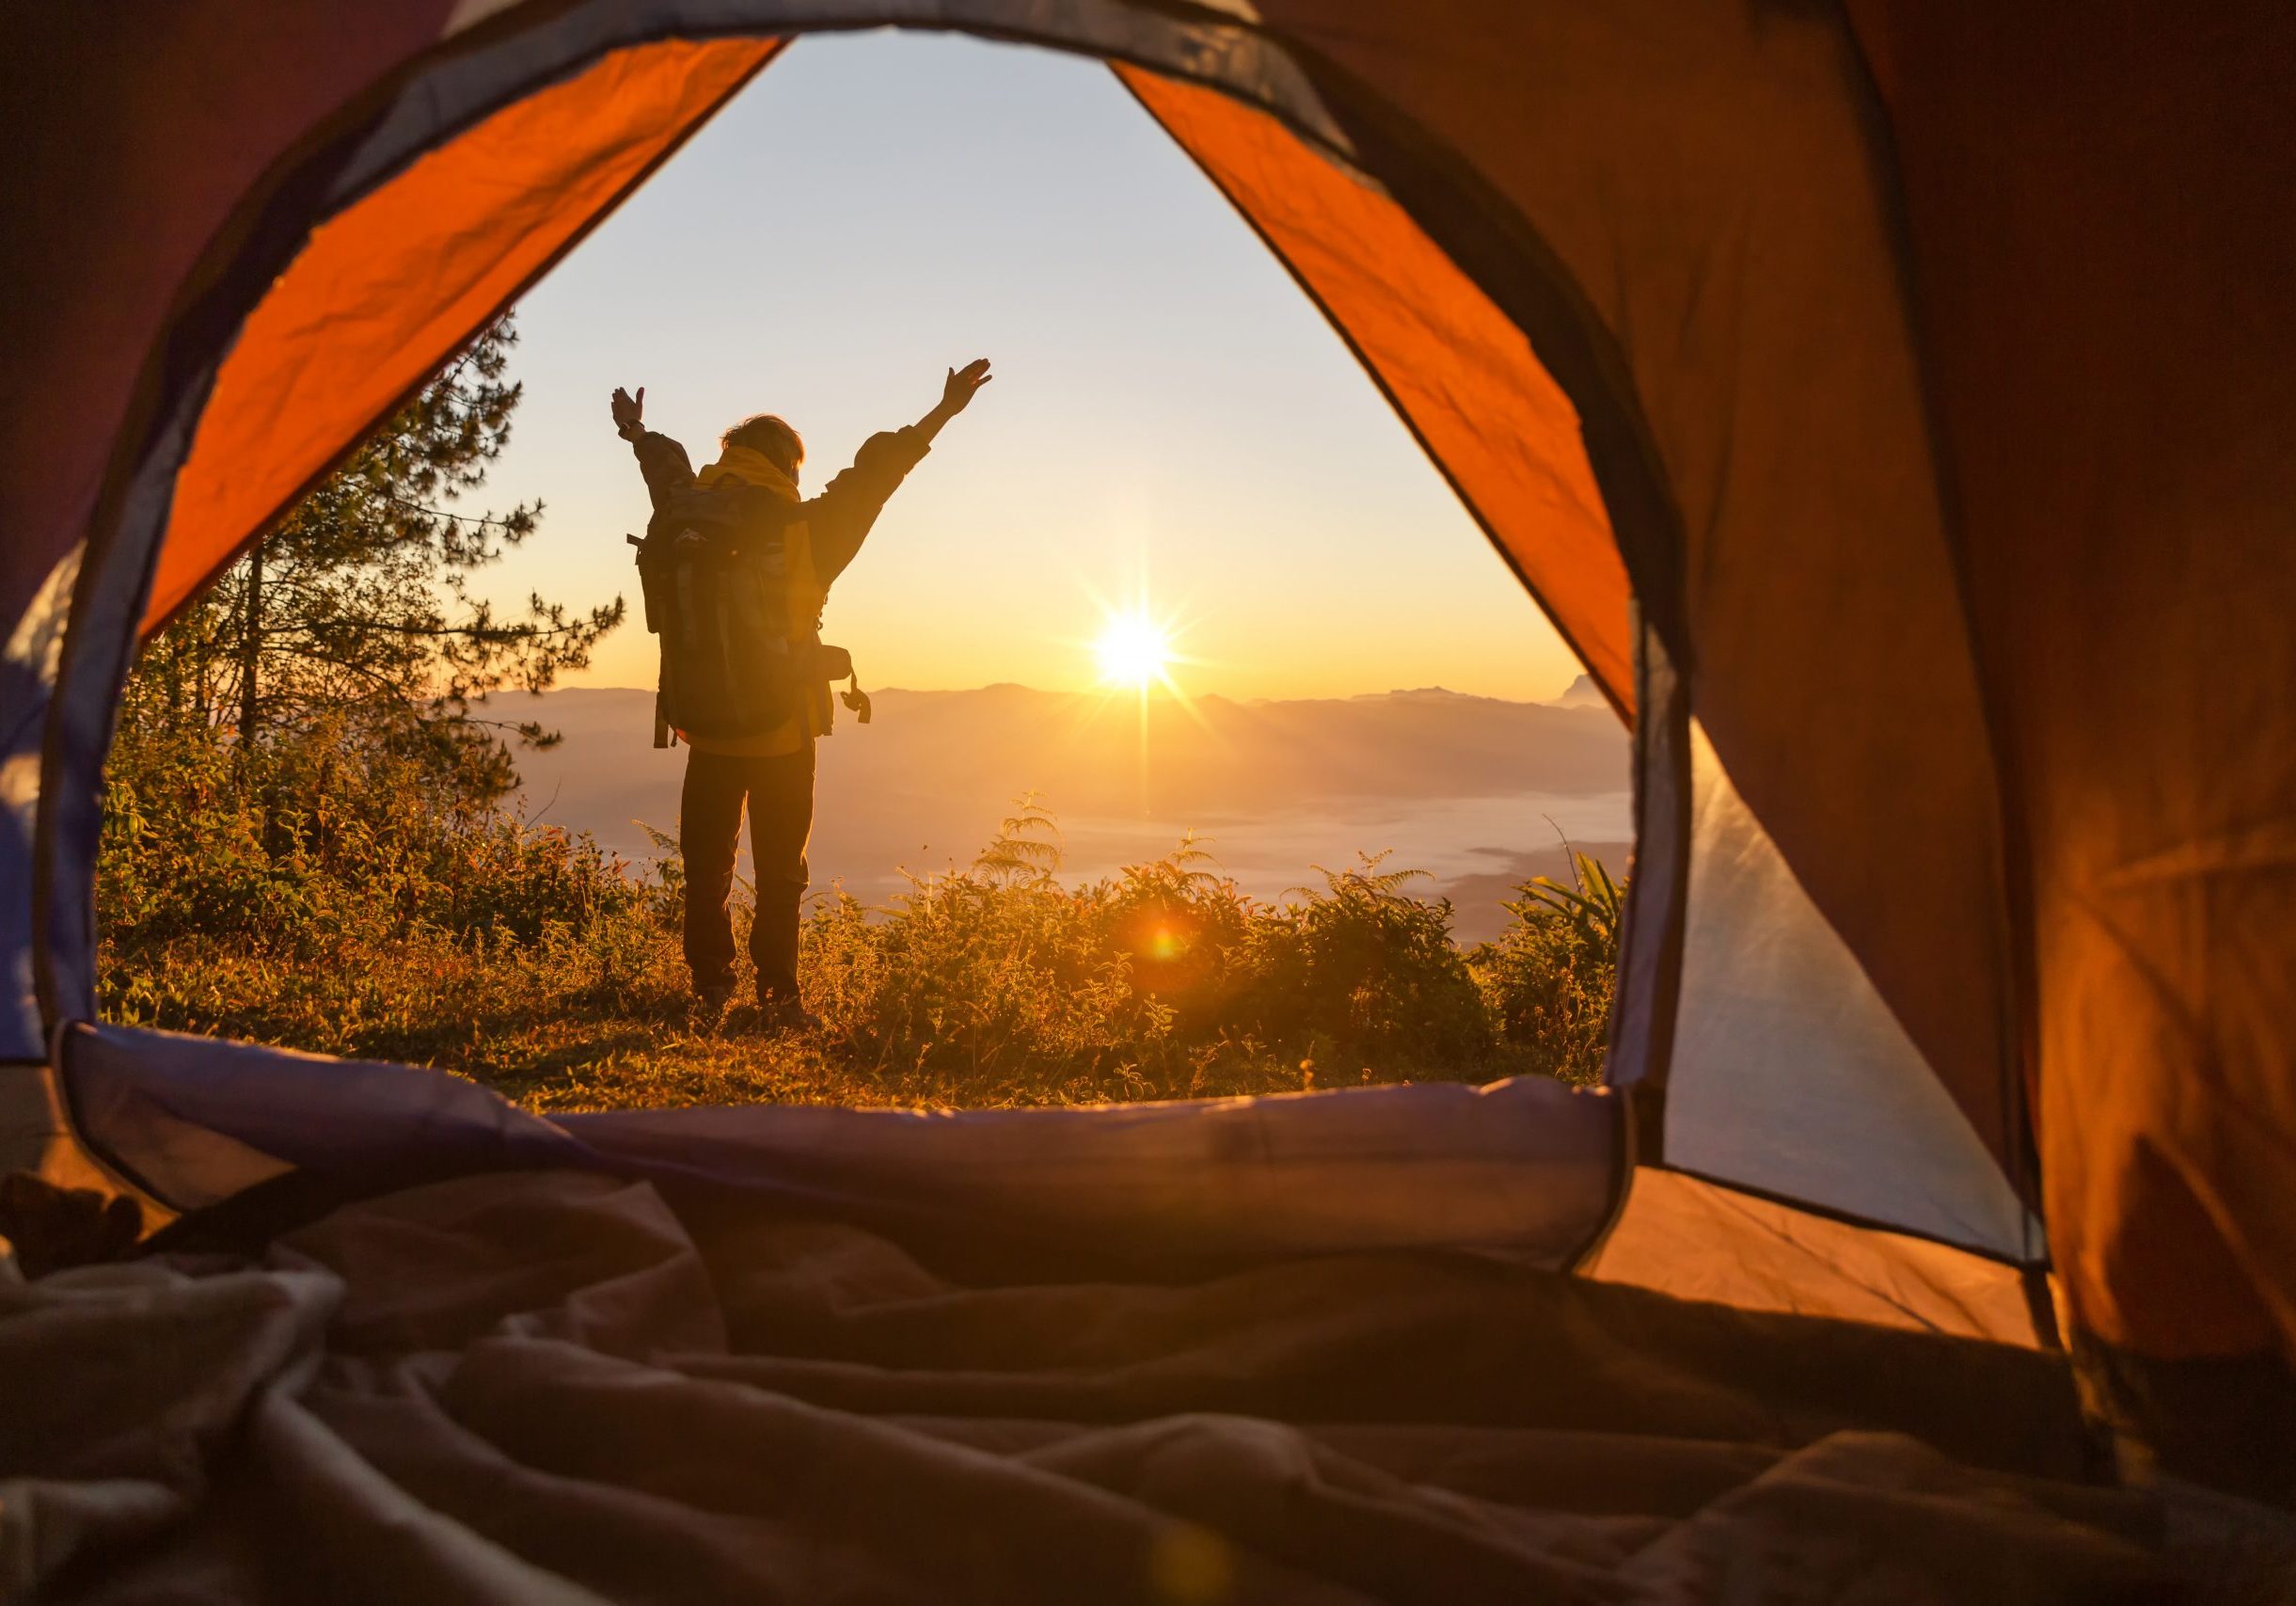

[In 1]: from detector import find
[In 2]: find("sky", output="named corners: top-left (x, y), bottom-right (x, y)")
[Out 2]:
top-left (474, 31), bottom-right (1587, 704)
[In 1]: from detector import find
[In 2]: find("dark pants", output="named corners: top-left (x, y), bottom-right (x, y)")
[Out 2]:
top-left (680, 743), bottom-right (815, 1002)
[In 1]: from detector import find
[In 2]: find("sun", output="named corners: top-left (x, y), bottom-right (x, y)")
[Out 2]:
top-left (1094, 612), bottom-right (1171, 690)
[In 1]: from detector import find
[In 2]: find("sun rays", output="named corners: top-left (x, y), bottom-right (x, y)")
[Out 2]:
top-left (1093, 610), bottom-right (1173, 691)
top-left (1063, 564), bottom-right (1204, 709)
top-left (1049, 568), bottom-right (1221, 815)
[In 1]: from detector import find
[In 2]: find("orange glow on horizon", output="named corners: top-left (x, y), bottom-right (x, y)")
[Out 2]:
top-left (1069, 583), bottom-right (1210, 817)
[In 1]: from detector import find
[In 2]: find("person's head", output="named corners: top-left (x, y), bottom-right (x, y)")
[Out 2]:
top-left (721, 413), bottom-right (805, 480)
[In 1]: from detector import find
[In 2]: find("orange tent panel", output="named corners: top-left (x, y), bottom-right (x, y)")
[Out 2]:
top-left (145, 36), bottom-right (783, 637)
top-left (1851, 0), bottom-right (2296, 1362)
top-left (1118, 66), bottom-right (1632, 717)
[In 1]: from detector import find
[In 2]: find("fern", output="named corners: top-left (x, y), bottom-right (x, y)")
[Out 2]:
top-left (1287, 849), bottom-right (1431, 904)
top-left (972, 791), bottom-right (1065, 886)
top-left (1503, 850), bottom-right (1625, 961)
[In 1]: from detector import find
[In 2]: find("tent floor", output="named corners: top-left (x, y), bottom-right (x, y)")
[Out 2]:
top-left (11, 1165), bottom-right (2273, 1602)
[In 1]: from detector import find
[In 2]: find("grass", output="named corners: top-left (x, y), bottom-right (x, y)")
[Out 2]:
top-left (98, 725), bottom-right (1621, 1114)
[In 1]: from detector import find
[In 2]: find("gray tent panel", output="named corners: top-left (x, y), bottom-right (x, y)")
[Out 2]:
top-left (1660, 722), bottom-right (2034, 1260)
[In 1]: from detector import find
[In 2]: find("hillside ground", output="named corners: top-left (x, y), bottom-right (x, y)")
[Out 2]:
top-left (100, 728), bottom-right (1620, 1113)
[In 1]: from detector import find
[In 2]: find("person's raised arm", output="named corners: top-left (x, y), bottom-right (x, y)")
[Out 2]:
top-left (802, 358), bottom-right (994, 586)
top-left (909, 358), bottom-right (992, 444)
top-left (610, 384), bottom-right (695, 508)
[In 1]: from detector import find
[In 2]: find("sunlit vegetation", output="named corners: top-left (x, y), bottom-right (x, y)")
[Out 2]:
top-left (135, 318), bottom-right (619, 800)
top-left (98, 720), bottom-right (1622, 1112)
top-left (99, 325), bottom-right (1620, 1112)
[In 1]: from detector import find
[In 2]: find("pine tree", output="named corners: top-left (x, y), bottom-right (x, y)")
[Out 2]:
top-left (126, 317), bottom-right (621, 802)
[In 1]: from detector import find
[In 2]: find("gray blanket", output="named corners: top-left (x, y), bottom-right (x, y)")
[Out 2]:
top-left (3, 1170), bottom-right (2173, 1602)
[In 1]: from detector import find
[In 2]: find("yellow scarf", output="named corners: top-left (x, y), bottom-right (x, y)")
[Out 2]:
top-left (684, 446), bottom-right (832, 755)
top-left (697, 444), bottom-right (800, 501)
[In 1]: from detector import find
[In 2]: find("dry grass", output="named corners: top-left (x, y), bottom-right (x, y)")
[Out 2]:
top-left (99, 726), bottom-right (1618, 1113)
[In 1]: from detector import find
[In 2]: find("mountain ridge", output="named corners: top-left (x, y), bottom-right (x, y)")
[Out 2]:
top-left (504, 684), bottom-right (1631, 943)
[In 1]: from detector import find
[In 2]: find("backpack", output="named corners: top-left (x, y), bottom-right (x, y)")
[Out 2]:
top-left (628, 483), bottom-right (809, 745)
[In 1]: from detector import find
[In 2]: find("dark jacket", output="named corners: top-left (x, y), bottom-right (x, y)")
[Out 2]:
top-left (626, 425), bottom-right (931, 590)
top-left (626, 423), bottom-right (928, 752)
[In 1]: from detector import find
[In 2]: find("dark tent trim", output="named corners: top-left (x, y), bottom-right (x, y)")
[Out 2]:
top-left (35, 1), bottom-right (1345, 1034)
top-left (129, 53), bottom-right (788, 648)
top-left (1116, 69), bottom-right (1635, 723)
top-left (34, 4), bottom-right (1689, 1057)
top-left (1604, 614), bottom-right (1693, 1126)
top-left (1836, 17), bottom-right (2043, 1257)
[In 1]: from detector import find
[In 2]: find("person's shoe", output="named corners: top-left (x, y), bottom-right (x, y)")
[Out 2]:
top-left (692, 982), bottom-right (734, 1022)
top-left (757, 994), bottom-right (820, 1035)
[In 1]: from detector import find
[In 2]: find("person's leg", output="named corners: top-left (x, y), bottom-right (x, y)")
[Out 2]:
top-left (744, 741), bottom-right (816, 1010)
top-left (679, 749), bottom-right (747, 1004)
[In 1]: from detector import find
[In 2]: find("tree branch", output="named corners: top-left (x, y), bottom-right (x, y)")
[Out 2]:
top-left (372, 491), bottom-right (535, 532)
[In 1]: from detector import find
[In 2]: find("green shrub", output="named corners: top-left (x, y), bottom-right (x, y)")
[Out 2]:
top-left (103, 711), bottom-right (642, 957)
top-left (1469, 851), bottom-right (1623, 1085)
top-left (99, 723), bottom-right (1624, 1110)
top-left (1239, 855), bottom-right (1492, 1073)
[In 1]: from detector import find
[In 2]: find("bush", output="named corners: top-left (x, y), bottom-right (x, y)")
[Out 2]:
top-left (98, 711), bottom-right (661, 1066)
top-left (1470, 851), bottom-right (1623, 1085)
top-left (800, 808), bottom-right (1242, 1103)
top-left (103, 711), bottom-right (642, 956)
top-left (1238, 856), bottom-right (1493, 1073)
top-left (99, 723), bottom-right (1625, 1109)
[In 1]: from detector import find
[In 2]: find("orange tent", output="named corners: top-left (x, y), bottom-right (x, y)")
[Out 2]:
top-left (2, 0), bottom-right (2289, 1507)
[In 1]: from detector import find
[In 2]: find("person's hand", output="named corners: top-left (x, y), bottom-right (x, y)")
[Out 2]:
top-left (610, 385), bottom-right (645, 437)
top-left (940, 358), bottom-right (992, 415)
top-left (913, 359), bottom-right (992, 442)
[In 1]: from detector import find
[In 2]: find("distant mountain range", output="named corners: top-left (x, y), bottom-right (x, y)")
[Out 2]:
top-left (501, 684), bottom-right (1630, 944)
top-left (1552, 673), bottom-right (1610, 709)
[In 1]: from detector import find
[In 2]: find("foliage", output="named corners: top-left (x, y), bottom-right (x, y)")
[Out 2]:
top-left (1246, 853), bottom-right (1494, 1070)
top-left (94, 306), bottom-right (1622, 1111)
top-left (1507, 850), bottom-right (1624, 955)
top-left (126, 316), bottom-right (623, 804)
top-left (101, 729), bottom-right (1626, 1108)
top-left (103, 714), bottom-right (643, 956)
top-left (1468, 849), bottom-right (1623, 1085)
top-left (969, 793), bottom-right (1064, 886)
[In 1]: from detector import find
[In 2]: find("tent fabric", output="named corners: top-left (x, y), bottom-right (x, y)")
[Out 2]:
top-left (1116, 67), bottom-right (1632, 716)
top-left (69, 0), bottom-right (2019, 1182)
top-left (145, 39), bottom-right (784, 638)
top-left (1843, 0), bottom-right (2296, 1364)
top-left (1660, 721), bottom-right (2031, 1259)
top-left (0, 0), bottom-right (2290, 1428)
top-left (1586, 1168), bottom-right (2046, 1350)
top-left (61, 1025), bottom-right (1622, 1278)
top-left (1601, 622), bottom-right (1691, 1104)
top-left (0, 1062), bottom-right (133, 1214)
top-left (0, 556), bottom-right (76, 1063)
top-left (1242, 0), bottom-right (2023, 1192)
top-left (0, 1167), bottom-right (2169, 1604)
top-left (0, 1), bottom-right (463, 646)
